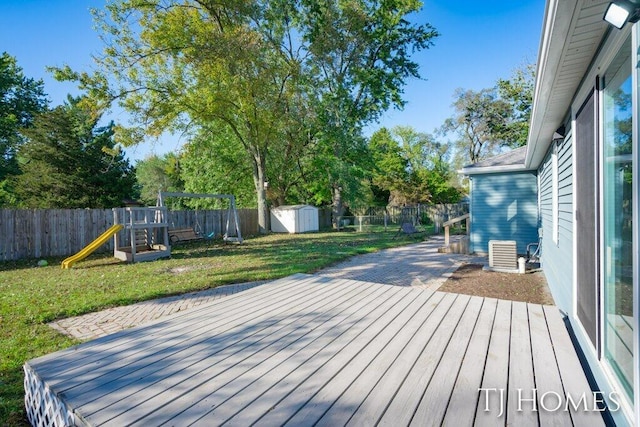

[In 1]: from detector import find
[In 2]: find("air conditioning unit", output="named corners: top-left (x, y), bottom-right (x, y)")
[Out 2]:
top-left (488, 240), bottom-right (517, 270)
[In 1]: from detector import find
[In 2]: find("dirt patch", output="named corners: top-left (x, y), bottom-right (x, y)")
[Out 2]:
top-left (165, 265), bottom-right (213, 275)
top-left (439, 264), bottom-right (554, 305)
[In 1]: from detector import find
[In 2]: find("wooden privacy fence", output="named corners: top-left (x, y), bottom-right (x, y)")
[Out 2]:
top-left (0, 208), bottom-right (258, 261)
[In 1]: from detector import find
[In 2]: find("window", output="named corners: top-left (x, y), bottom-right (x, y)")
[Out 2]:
top-left (602, 35), bottom-right (633, 401)
top-left (551, 142), bottom-right (559, 244)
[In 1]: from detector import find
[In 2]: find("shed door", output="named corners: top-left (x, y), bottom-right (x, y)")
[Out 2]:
top-left (575, 87), bottom-right (599, 350)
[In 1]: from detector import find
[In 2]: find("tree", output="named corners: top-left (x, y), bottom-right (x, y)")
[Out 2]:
top-left (369, 126), bottom-right (461, 205)
top-left (13, 97), bottom-right (137, 208)
top-left (291, 0), bottom-right (438, 225)
top-left (496, 62), bottom-right (535, 147)
top-left (57, 0), bottom-right (436, 228)
top-left (179, 123), bottom-right (256, 208)
top-left (393, 126), bottom-right (460, 204)
top-left (442, 88), bottom-right (511, 165)
top-left (56, 0), bottom-right (305, 232)
top-left (369, 127), bottom-right (408, 203)
top-left (135, 153), bottom-right (184, 206)
top-left (0, 52), bottom-right (47, 205)
top-left (442, 64), bottom-right (535, 167)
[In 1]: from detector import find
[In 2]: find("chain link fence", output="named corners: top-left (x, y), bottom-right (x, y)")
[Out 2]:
top-left (319, 203), bottom-right (469, 234)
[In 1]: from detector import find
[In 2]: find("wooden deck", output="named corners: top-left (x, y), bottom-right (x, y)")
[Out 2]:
top-left (25, 274), bottom-right (606, 426)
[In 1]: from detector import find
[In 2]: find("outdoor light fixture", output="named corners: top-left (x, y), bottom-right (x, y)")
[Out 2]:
top-left (553, 126), bottom-right (565, 141)
top-left (603, 0), bottom-right (640, 29)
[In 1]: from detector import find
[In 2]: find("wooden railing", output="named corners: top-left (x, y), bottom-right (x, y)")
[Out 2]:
top-left (443, 213), bottom-right (470, 247)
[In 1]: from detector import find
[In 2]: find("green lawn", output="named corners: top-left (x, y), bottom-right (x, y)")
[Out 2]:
top-left (0, 231), bottom-right (426, 426)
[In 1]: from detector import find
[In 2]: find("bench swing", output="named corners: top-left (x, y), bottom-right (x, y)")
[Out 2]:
top-left (165, 209), bottom-right (206, 245)
top-left (393, 207), bottom-right (424, 239)
top-left (157, 191), bottom-right (244, 245)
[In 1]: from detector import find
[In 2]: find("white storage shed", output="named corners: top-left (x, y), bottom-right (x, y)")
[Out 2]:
top-left (270, 205), bottom-right (319, 233)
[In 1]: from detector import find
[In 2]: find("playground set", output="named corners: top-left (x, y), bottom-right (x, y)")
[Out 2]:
top-left (60, 192), bottom-right (242, 269)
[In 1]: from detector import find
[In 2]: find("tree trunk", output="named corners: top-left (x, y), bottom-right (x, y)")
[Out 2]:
top-left (331, 183), bottom-right (344, 229)
top-left (252, 153), bottom-right (269, 234)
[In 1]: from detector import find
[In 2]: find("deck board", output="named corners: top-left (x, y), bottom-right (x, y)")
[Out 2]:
top-left (25, 274), bottom-right (606, 427)
top-left (377, 293), bottom-right (472, 426)
top-left (409, 296), bottom-right (484, 426)
top-left (544, 305), bottom-right (606, 427)
top-left (60, 276), bottom-right (337, 410)
top-left (75, 277), bottom-right (366, 420)
top-left (474, 299), bottom-right (511, 426)
top-left (441, 298), bottom-right (497, 427)
top-left (293, 290), bottom-right (441, 426)
top-left (507, 301), bottom-right (538, 427)
top-left (529, 304), bottom-right (573, 426)
top-left (33, 274), bottom-right (317, 377)
top-left (345, 292), bottom-right (456, 427)
top-left (223, 287), bottom-right (419, 427)
top-left (119, 280), bottom-right (399, 426)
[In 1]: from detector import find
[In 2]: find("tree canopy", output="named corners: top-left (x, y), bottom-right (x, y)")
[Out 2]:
top-left (0, 53), bottom-right (48, 204)
top-left (135, 153), bottom-right (185, 206)
top-left (13, 97), bottom-right (137, 208)
top-left (369, 126), bottom-right (461, 206)
top-left (496, 63), bottom-right (535, 148)
top-left (56, 0), bottom-right (438, 230)
top-left (442, 63), bottom-right (535, 166)
top-left (285, 0), bottom-right (438, 225)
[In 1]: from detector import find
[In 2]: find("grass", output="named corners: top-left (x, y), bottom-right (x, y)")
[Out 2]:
top-left (0, 230), bottom-right (426, 426)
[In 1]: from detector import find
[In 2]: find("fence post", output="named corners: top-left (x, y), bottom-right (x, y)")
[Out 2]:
top-left (384, 212), bottom-right (388, 232)
top-left (358, 216), bottom-right (362, 232)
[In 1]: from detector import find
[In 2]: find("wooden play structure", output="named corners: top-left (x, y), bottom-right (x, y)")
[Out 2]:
top-left (112, 206), bottom-right (171, 263)
top-left (60, 195), bottom-right (242, 267)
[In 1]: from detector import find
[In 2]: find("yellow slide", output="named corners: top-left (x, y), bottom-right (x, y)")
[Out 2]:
top-left (61, 224), bottom-right (124, 269)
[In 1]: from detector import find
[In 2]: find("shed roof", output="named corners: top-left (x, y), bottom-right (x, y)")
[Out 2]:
top-left (461, 146), bottom-right (532, 176)
top-left (272, 204), bottom-right (317, 211)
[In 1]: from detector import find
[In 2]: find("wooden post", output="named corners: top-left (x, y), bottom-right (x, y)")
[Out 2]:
top-left (384, 213), bottom-right (388, 232)
top-left (113, 209), bottom-right (119, 256)
top-left (445, 225), bottom-right (450, 247)
top-left (129, 209), bottom-right (136, 262)
top-left (358, 216), bottom-right (363, 232)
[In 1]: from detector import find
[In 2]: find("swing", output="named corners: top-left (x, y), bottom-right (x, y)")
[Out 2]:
top-left (158, 191), bottom-right (244, 244)
top-left (393, 207), bottom-right (423, 239)
top-left (195, 209), bottom-right (218, 240)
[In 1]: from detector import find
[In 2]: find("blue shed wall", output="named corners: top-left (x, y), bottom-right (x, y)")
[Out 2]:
top-left (538, 136), bottom-right (574, 313)
top-left (469, 171), bottom-right (538, 255)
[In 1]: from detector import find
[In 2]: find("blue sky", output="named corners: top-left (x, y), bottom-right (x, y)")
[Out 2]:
top-left (0, 0), bottom-right (544, 162)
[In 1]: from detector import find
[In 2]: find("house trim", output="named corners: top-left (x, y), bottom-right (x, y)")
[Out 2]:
top-left (459, 164), bottom-right (534, 176)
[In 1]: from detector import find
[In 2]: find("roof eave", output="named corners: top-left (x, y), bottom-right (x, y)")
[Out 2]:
top-left (460, 164), bottom-right (535, 176)
top-left (525, 0), bottom-right (578, 169)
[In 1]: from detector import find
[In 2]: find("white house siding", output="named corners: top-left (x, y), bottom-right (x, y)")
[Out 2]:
top-left (538, 136), bottom-right (574, 314)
